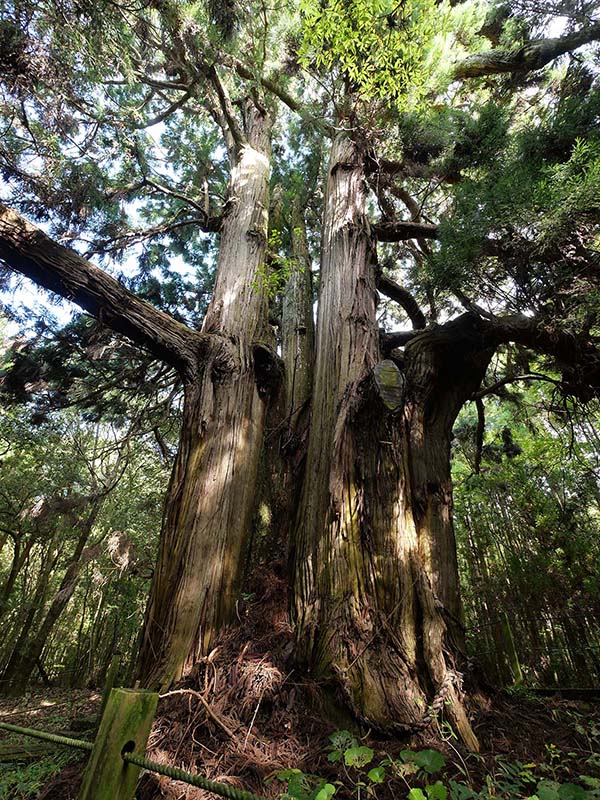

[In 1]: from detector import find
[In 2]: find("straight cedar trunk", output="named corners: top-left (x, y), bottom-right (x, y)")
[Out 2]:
top-left (2, 501), bottom-right (104, 694)
top-left (136, 105), bottom-right (274, 689)
top-left (0, 537), bottom-right (34, 624)
top-left (291, 134), bottom-right (490, 749)
top-left (0, 533), bottom-right (59, 681)
top-left (282, 205), bottom-right (315, 419)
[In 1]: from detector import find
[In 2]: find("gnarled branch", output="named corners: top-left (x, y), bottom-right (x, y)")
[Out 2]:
top-left (376, 271), bottom-right (427, 329)
top-left (454, 22), bottom-right (600, 79)
top-left (0, 204), bottom-right (207, 377)
top-left (373, 220), bottom-right (439, 242)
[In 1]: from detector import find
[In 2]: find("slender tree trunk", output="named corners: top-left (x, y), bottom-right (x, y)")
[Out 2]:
top-left (0, 538), bottom-right (33, 622)
top-left (282, 205), bottom-right (315, 419)
top-left (291, 134), bottom-right (487, 749)
top-left (0, 536), bottom-right (58, 677)
top-left (137, 105), bottom-right (274, 690)
top-left (257, 203), bottom-right (315, 563)
top-left (2, 504), bottom-right (103, 694)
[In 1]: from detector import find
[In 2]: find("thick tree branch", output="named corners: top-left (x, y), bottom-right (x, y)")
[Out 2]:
top-left (443, 311), bottom-right (600, 401)
top-left (373, 220), bottom-right (439, 241)
top-left (454, 22), bottom-right (600, 79)
top-left (381, 329), bottom-right (420, 351)
top-left (206, 65), bottom-right (245, 150)
top-left (133, 88), bottom-right (194, 129)
top-left (376, 271), bottom-right (427, 329)
top-left (0, 204), bottom-right (207, 377)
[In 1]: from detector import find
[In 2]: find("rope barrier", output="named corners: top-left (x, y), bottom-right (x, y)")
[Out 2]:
top-left (0, 721), bottom-right (93, 752)
top-left (123, 752), bottom-right (267, 800)
top-left (0, 721), bottom-right (267, 800)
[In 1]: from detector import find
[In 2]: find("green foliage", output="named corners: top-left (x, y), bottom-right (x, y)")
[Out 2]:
top-left (0, 400), bottom-right (168, 688)
top-left (253, 228), bottom-right (299, 299)
top-left (0, 749), bottom-right (79, 799)
top-left (453, 375), bottom-right (600, 687)
top-left (298, 0), bottom-right (442, 104)
top-left (276, 734), bottom-right (600, 800)
top-left (427, 78), bottom-right (600, 312)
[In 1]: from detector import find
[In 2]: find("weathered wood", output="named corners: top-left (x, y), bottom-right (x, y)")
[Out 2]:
top-left (373, 360), bottom-right (405, 411)
top-left (292, 134), bottom-right (483, 751)
top-left (136, 104), bottom-right (274, 690)
top-left (78, 688), bottom-right (158, 800)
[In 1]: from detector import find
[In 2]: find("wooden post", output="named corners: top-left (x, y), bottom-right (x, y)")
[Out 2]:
top-left (78, 687), bottom-right (158, 800)
top-left (501, 611), bottom-right (524, 685)
top-left (99, 654), bottom-right (120, 719)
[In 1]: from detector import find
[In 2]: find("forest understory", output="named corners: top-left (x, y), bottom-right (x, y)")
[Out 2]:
top-left (1, 567), bottom-right (599, 800)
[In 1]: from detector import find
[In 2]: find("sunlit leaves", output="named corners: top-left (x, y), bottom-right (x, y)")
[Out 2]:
top-left (298, 0), bottom-right (443, 105)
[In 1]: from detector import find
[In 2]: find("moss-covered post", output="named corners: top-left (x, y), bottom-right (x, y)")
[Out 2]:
top-left (78, 688), bottom-right (158, 800)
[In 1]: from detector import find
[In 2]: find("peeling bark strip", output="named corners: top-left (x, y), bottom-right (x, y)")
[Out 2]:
top-left (291, 135), bottom-right (479, 749)
top-left (0, 205), bottom-right (206, 377)
top-left (136, 106), bottom-right (274, 690)
top-left (454, 22), bottom-right (600, 79)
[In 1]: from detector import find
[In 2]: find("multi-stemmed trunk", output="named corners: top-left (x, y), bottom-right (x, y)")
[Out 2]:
top-left (136, 106), bottom-right (274, 689)
top-left (291, 134), bottom-right (489, 749)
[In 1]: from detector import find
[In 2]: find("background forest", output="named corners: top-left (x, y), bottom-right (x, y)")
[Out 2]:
top-left (0, 0), bottom-right (599, 796)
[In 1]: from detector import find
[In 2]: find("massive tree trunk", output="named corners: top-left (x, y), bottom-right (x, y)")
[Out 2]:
top-left (136, 105), bottom-right (274, 689)
top-left (291, 134), bottom-right (490, 749)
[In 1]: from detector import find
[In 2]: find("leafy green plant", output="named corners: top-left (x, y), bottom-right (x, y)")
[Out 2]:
top-left (275, 731), bottom-right (600, 800)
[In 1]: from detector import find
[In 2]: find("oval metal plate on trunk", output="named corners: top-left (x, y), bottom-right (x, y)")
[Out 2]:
top-left (373, 359), bottom-right (405, 411)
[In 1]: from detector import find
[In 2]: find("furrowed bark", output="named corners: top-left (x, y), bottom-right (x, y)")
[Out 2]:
top-left (454, 22), bottom-right (600, 79)
top-left (291, 135), bottom-right (480, 749)
top-left (0, 204), bottom-right (205, 377)
top-left (136, 104), bottom-right (274, 689)
top-left (282, 204), bottom-right (315, 417)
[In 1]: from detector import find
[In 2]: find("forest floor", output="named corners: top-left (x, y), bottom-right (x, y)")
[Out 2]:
top-left (1, 572), bottom-right (599, 799)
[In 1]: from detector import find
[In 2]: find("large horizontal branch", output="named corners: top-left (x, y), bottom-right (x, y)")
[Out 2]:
top-left (376, 271), bottom-right (427, 329)
top-left (373, 220), bottom-right (439, 241)
top-left (394, 312), bottom-right (600, 402)
top-left (381, 329), bottom-right (420, 351)
top-left (0, 204), bottom-right (207, 377)
top-left (483, 314), bottom-right (600, 400)
top-left (443, 311), bottom-right (600, 401)
top-left (454, 22), bottom-right (600, 79)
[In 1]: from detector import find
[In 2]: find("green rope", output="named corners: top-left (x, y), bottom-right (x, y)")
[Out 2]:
top-left (0, 721), bottom-right (93, 752)
top-left (0, 720), bottom-right (267, 800)
top-left (123, 752), bottom-right (268, 800)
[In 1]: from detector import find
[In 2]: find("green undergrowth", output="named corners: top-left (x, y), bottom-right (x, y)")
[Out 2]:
top-left (273, 725), bottom-right (600, 800)
top-left (0, 748), bottom-right (80, 799)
